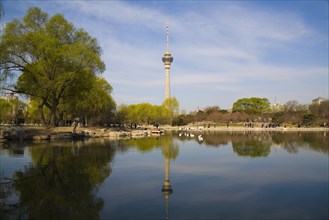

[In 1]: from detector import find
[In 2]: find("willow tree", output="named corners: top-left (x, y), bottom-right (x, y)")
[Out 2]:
top-left (0, 7), bottom-right (105, 127)
top-left (116, 102), bottom-right (177, 127)
top-left (0, 98), bottom-right (26, 124)
top-left (64, 77), bottom-right (116, 126)
top-left (162, 97), bottom-right (179, 125)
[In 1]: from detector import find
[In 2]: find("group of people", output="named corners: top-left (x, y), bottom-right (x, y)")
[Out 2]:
top-left (261, 123), bottom-right (281, 128)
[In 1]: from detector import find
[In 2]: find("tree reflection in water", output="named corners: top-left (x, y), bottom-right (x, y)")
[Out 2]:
top-left (1, 140), bottom-right (116, 220)
top-left (118, 134), bottom-right (179, 158)
top-left (174, 131), bottom-right (328, 157)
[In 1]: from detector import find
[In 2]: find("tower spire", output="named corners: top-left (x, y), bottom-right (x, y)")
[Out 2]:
top-left (166, 18), bottom-right (169, 51)
top-left (162, 18), bottom-right (173, 100)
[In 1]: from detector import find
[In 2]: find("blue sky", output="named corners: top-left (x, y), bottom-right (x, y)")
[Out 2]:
top-left (1, 0), bottom-right (328, 112)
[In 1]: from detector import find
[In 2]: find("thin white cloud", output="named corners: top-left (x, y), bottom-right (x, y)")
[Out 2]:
top-left (60, 1), bottom-right (164, 30)
top-left (175, 46), bottom-right (258, 63)
top-left (173, 73), bottom-right (235, 85)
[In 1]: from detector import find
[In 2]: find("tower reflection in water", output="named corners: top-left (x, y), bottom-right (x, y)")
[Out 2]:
top-left (161, 137), bottom-right (178, 220)
top-left (162, 148), bottom-right (172, 220)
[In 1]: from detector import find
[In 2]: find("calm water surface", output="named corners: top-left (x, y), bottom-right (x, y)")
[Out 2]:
top-left (1, 131), bottom-right (328, 220)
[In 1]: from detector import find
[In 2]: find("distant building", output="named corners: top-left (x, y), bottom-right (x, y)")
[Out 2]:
top-left (312, 97), bottom-right (327, 105)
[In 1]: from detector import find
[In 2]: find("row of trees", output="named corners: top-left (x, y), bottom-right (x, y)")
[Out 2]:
top-left (172, 98), bottom-right (329, 127)
top-left (115, 97), bottom-right (179, 127)
top-left (3, 92), bottom-right (327, 127)
top-left (272, 101), bottom-right (329, 126)
top-left (0, 98), bottom-right (26, 124)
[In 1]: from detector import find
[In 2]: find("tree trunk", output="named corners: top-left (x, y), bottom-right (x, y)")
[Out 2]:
top-left (50, 107), bottom-right (57, 127)
top-left (48, 97), bottom-right (59, 127)
top-left (38, 101), bottom-right (48, 127)
top-left (58, 110), bottom-right (64, 123)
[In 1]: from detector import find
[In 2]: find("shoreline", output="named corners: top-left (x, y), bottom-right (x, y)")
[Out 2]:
top-left (170, 126), bottom-right (329, 132)
top-left (1, 125), bottom-right (328, 143)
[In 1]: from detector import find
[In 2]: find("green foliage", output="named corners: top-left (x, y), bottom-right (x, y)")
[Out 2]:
top-left (64, 77), bottom-right (116, 126)
top-left (115, 100), bottom-right (179, 126)
top-left (162, 97), bottom-right (179, 125)
top-left (0, 98), bottom-right (12, 123)
top-left (0, 7), bottom-right (107, 127)
top-left (0, 97), bottom-right (26, 124)
top-left (26, 97), bottom-right (50, 124)
top-left (172, 114), bottom-right (191, 126)
top-left (116, 104), bottom-right (146, 125)
top-left (162, 97), bottom-right (179, 116)
top-left (233, 97), bottom-right (271, 114)
top-left (114, 104), bottom-right (128, 125)
top-left (303, 114), bottom-right (314, 125)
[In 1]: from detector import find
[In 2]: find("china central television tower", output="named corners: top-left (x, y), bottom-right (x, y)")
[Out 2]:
top-left (162, 19), bottom-right (173, 100)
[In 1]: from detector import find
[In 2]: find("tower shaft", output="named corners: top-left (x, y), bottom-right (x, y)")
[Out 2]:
top-left (162, 19), bottom-right (173, 101)
top-left (165, 69), bottom-right (170, 99)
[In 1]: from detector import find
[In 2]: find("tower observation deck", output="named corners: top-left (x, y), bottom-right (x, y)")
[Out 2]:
top-left (162, 19), bottom-right (173, 100)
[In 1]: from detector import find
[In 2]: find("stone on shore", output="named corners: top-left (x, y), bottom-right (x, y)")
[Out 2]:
top-left (131, 130), bottom-right (148, 138)
top-left (50, 133), bottom-right (84, 140)
top-left (0, 128), bottom-right (31, 140)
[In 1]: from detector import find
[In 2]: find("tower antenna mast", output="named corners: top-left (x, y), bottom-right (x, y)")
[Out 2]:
top-left (166, 18), bottom-right (169, 51)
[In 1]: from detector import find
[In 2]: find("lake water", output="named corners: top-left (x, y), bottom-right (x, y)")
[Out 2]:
top-left (1, 131), bottom-right (328, 220)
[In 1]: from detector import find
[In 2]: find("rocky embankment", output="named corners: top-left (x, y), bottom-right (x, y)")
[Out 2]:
top-left (1, 125), bottom-right (327, 143)
top-left (0, 127), bottom-right (160, 143)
